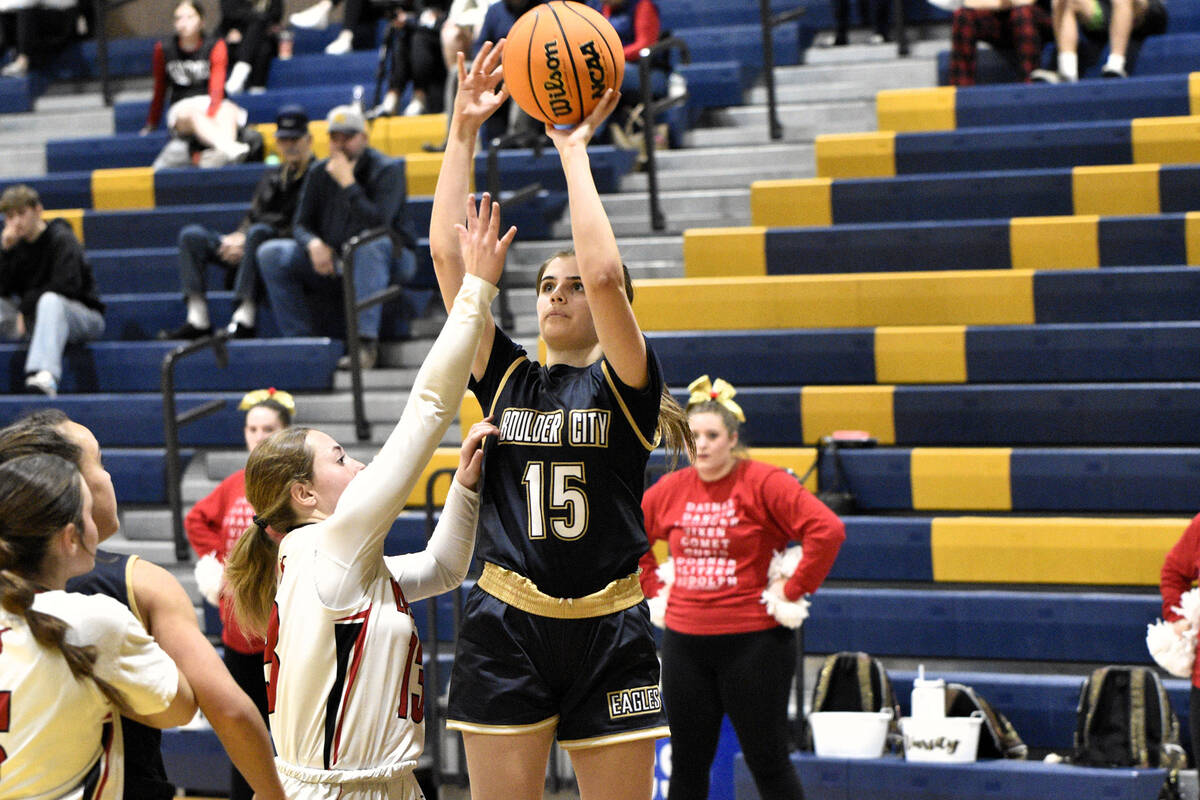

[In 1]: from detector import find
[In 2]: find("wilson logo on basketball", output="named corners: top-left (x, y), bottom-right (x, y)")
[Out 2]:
top-left (542, 40), bottom-right (572, 118)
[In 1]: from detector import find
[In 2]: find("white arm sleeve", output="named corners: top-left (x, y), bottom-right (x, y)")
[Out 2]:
top-left (53, 593), bottom-right (179, 716)
top-left (316, 274), bottom-right (497, 609)
top-left (385, 478), bottom-right (480, 603)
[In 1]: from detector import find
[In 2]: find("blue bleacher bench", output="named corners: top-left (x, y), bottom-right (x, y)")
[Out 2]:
top-left (806, 587), bottom-right (1158, 663)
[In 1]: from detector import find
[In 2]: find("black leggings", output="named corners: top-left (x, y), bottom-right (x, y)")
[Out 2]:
top-left (1188, 686), bottom-right (1200, 767)
top-left (662, 627), bottom-right (804, 800)
top-left (385, 21), bottom-right (446, 108)
top-left (224, 646), bottom-right (270, 800)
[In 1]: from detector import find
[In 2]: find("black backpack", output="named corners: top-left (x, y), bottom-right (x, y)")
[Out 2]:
top-left (944, 682), bottom-right (1028, 760)
top-left (806, 651), bottom-right (901, 751)
top-left (1072, 666), bottom-right (1187, 800)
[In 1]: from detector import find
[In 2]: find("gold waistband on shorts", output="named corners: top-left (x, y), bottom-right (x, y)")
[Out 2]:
top-left (477, 562), bottom-right (643, 619)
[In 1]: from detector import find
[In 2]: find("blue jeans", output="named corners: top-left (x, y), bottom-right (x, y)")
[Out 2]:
top-left (256, 237), bottom-right (416, 339)
top-left (178, 221), bottom-right (274, 304)
top-left (0, 292), bottom-right (105, 381)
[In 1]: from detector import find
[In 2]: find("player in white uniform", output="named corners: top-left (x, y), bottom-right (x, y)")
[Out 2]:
top-left (0, 453), bottom-right (197, 800)
top-left (225, 201), bottom-right (509, 800)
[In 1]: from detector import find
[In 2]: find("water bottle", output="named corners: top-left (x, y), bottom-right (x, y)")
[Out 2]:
top-left (911, 664), bottom-right (945, 720)
top-left (278, 29), bottom-right (294, 60)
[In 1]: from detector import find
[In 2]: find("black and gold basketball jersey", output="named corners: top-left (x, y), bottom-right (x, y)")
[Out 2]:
top-left (470, 327), bottom-right (663, 599)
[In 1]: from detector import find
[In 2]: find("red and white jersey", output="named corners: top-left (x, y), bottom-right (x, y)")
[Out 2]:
top-left (268, 531), bottom-right (428, 794)
top-left (0, 591), bottom-right (178, 800)
top-left (265, 274), bottom-right (494, 800)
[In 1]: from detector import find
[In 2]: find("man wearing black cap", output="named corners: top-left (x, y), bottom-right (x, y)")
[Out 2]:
top-left (257, 103), bottom-right (418, 369)
top-left (159, 104), bottom-right (315, 340)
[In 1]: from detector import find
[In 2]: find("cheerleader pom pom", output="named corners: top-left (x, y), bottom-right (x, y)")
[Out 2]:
top-left (656, 558), bottom-right (675, 587)
top-left (761, 587), bottom-right (810, 629)
top-left (1146, 619), bottom-right (1196, 678)
top-left (1174, 587), bottom-right (1200, 630)
top-left (647, 592), bottom-right (667, 629)
top-left (767, 546), bottom-right (803, 583)
top-left (194, 552), bottom-right (224, 607)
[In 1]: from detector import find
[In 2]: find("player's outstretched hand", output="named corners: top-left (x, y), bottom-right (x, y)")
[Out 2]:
top-left (546, 88), bottom-right (620, 152)
top-left (453, 40), bottom-right (510, 131)
top-left (455, 192), bottom-right (515, 289)
top-left (456, 418), bottom-right (499, 491)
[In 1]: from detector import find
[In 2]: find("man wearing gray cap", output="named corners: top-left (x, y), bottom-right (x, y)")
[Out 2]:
top-left (257, 103), bottom-right (417, 369)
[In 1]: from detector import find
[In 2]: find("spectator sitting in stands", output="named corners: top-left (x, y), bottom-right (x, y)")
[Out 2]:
top-left (950, 0), bottom-right (1053, 86)
top-left (257, 104), bottom-right (417, 370)
top-left (158, 105), bottom-right (315, 342)
top-left (1033, 0), bottom-right (1167, 81)
top-left (438, 0), bottom-right (497, 110)
top-left (822, 0), bottom-right (891, 46)
top-left (219, 0), bottom-right (283, 94)
top-left (142, 0), bottom-right (252, 168)
top-left (474, 0), bottom-right (544, 146)
top-left (0, 0), bottom-right (82, 78)
top-left (594, 0), bottom-right (671, 150)
top-left (0, 184), bottom-right (104, 398)
top-left (369, 1), bottom-right (448, 118)
top-left (289, 0), bottom-right (387, 53)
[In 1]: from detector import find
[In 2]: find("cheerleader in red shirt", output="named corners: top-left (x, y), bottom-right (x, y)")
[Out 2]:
top-left (186, 387), bottom-right (292, 800)
top-left (639, 376), bottom-right (846, 800)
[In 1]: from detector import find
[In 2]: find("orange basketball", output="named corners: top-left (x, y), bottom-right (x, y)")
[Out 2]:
top-left (502, 1), bottom-right (626, 127)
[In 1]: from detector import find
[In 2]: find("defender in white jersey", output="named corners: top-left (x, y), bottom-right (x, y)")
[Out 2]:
top-left (226, 211), bottom-right (508, 800)
top-left (0, 453), bottom-right (196, 800)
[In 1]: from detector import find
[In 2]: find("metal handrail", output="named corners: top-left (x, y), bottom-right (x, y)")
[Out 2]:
top-left (162, 331), bottom-right (232, 561)
top-left (421, 466), bottom-right (461, 788)
top-left (892, 0), bottom-right (910, 58)
top-left (638, 35), bottom-right (691, 232)
top-left (758, 0), bottom-right (807, 141)
top-left (486, 130), bottom-right (547, 331)
top-left (340, 226), bottom-right (404, 442)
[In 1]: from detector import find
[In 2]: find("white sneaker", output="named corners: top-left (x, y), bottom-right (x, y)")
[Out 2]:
top-left (1, 57), bottom-right (27, 78)
top-left (290, 0), bottom-right (331, 28)
top-left (1029, 68), bottom-right (1061, 84)
top-left (25, 370), bottom-right (57, 397)
top-left (324, 29), bottom-right (353, 54)
top-left (402, 97), bottom-right (426, 116)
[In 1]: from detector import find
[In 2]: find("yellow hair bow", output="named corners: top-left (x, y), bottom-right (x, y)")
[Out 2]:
top-left (686, 375), bottom-right (745, 422)
top-left (239, 387), bottom-right (296, 415)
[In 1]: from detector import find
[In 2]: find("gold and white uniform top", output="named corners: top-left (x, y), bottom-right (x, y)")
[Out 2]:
top-left (268, 274), bottom-right (494, 800)
top-left (0, 591), bottom-right (178, 800)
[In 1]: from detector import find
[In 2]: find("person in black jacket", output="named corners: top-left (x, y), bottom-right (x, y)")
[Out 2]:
top-left (158, 105), bottom-right (315, 341)
top-left (0, 184), bottom-right (104, 397)
top-left (258, 104), bottom-right (417, 369)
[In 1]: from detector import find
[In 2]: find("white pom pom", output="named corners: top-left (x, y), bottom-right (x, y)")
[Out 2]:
top-left (647, 592), bottom-right (667, 629)
top-left (656, 558), bottom-right (675, 587)
top-left (193, 552), bottom-right (224, 607)
top-left (761, 587), bottom-right (810, 629)
top-left (1174, 587), bottom-right (1200, 630)
top-left (767, 546), bottom-right (803, 583)
top-left (1146, 619), bottom-right (1196, 678)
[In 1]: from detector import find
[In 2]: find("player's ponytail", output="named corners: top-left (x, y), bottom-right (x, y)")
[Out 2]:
top-left (226, 426), bottom-right (315, 637)
top-left (657, 389), bottom-right (695, 467)
top-left (0, 454), bottom-right (130, 712)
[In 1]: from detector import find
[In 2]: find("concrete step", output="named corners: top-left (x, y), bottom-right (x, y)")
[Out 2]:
top-left (651, 142), bottom-right (816, 172)
top-left (620, 164), bottom-right (809, 191)
top-left (553, 189), bottom-right (751, 237)
top-left (509, 235), bottom-right (683, 269)
top-left (705, 99), bottom-right (876, 136)
top-left (770, 58), bottom-right (938, 91)
top-left (801, 37), bottom-right (950, 66)
top-left (121, 507), bottom-right (173, 541)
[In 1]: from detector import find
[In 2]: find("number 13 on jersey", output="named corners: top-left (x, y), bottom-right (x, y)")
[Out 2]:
top-left (522, 461), bottom-right (588, 541)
